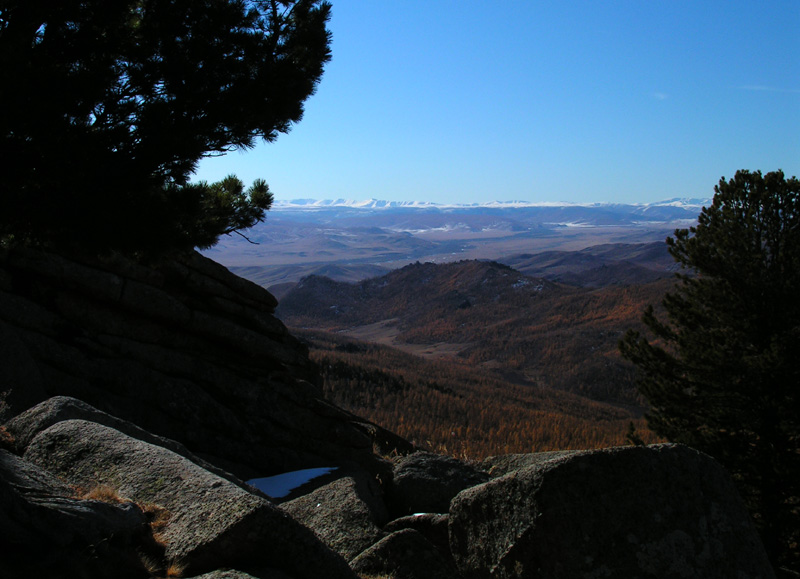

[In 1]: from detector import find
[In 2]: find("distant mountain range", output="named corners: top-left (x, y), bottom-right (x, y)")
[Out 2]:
top-left (203, 197), bottom-right (706, 287)
top-left (273, 197), bottom-right (710, 211)
top-left (264, 197), bottom-right (709, 229)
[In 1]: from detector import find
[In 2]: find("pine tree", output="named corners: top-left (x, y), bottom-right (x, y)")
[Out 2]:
top-left (620, 169), bottom-right (800, 572)
top-left (0, 0), bottom-right (330, 253)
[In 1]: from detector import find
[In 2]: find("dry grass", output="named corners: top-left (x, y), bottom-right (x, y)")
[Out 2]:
top-left (138, 554), bottom-right (184, 579)
top-left (136, 505), bottom-right (178, 578)
top-left (77, 486), bottom-right (177, 576)
top-left (80, 484), bottom-right (127, 504)
top-left (141, 502), bottom-right (172, 550)
top-left (0, 425), bottom-right (14, 451)
top-left (164, 558), bottom-right (185, 578)
top-left (141, 502), bottom-right (171, 534)
top-left (138, 553), bottom-right (162, 576)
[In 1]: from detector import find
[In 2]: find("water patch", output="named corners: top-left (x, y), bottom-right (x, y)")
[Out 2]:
top-left (248, 467), bottom-right (338, 499)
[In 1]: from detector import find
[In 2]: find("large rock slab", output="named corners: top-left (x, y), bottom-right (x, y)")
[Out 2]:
top-left (0, 449), bottom-right (154, 578)
top-left (280, 472), bottom-right (388, 561)
top-left (384, 513), bottom-right (452, 564)
top-left (350, 528), bottom-right (460, 579)
top-left (480, 450), bottom-right (578, 478)
top-left (387, 451), bottom-right (489, 516)
top-left (5, 396), bottom-right (244, 486)
top-left (449, 443), bottom-right (775, 579)
top-left (24, 419), bottom-right (356, 579)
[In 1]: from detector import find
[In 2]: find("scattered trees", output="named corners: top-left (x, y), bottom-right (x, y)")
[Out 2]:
top-left (620, 170), bottom-right (800, 571)
top-left (0, 0), bottom-right (331, 253)
top-left (297, 329), bottom-right (661, 460)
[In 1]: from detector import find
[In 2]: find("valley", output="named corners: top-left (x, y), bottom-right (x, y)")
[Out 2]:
top-left (275, 260), bottom-right (673, 457)
top-left (204, 199), bottom-right (700, 458)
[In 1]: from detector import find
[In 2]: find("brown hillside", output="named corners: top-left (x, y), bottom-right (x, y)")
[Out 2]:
top-left (296, 329), bottom-right (662, 460)
top-left (277, 260), bottom-right (674, 405)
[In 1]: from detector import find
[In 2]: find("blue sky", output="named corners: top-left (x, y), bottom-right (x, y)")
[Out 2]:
top-left (193, 1), bottom-right (799, 205)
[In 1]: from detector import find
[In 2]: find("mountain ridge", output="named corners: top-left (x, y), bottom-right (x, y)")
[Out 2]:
top-left (276, 259), bottom-right (674, 407)
top-left (273, 197), bottom-right (711, 211)
top-left (203, 196), bottom-right (703, 274)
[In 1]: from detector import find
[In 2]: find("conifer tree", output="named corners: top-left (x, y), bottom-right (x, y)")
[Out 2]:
top-left (620, 169), bottom-right (800, 572)
top-left (0, 0), bottom-right (330, 253)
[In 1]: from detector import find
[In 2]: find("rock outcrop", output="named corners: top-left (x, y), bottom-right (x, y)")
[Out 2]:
top-left (280, 472), bottom-right (389, 561)
top-left (23, 419), bottom-right (355, 578)
top-left (6, 396), bottom-right (243, 486)
top-left (384, 513), bottom-right (454, 567)
top-left (449, 444), bottom-right (775, 579)
top-left (480, 450), bottom-right (578, 478)
top-left (0, 448), bottom-right (157, 578)
top-left (350, 528), bottom-right (460, 579)
top-left (1, 402), bottom-right (778, 578)
top-left (386, 451), bottom-right (489, 517)
top-left (0, 247), bottom-right (402, 479)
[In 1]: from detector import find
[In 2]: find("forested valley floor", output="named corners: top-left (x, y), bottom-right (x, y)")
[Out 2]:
top-left (279, 260), bottom-right (674, 459)
top-left (296, 329), bottom-right (663, 459)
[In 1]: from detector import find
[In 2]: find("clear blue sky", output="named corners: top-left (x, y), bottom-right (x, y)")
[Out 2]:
top-left (193, 1), bottom-right (799, 205)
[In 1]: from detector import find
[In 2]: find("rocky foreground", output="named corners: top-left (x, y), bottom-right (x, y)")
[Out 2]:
top-left (0, 248), bottom-right (776, 578)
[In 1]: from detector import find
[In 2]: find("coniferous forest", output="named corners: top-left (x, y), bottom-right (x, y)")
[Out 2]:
top-left (279, 266), bottom-right (674, 458)
top-left (299, 328), bottom-right (662, 459)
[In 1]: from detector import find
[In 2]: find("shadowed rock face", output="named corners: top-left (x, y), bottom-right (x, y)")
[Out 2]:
top-left (0, 247), bottom-right (403, 480)
top-left (386, 451), bottom-right (490, 517)
top-left (5, 396), bottom-right (246, 487)
top-left (480, 450), bottom-right (579, 478)
top-left (449, 444), bottom-right (775, 579)
top-left (23, 419), bottom-right (357, 579)
top-left (0, 449), bottom-right (155, 578)
top-left (350, 528), bottom-right (460, 579)
top-left (280, 472), bottom-right (389, 562)
top-left (384, 513), bottom-right (454, 567)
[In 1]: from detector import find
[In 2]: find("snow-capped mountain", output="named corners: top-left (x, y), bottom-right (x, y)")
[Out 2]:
top-left (272, 197), bottom-right (710, 211)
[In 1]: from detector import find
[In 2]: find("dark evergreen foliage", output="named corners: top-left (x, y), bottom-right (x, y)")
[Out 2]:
top-left (0, 0), bottom-right (330, 253)
top-left (620, 169), bottom-right (800, 572)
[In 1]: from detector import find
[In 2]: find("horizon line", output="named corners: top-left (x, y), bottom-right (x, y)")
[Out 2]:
top-left (270, 197), bottom-right (712, 210)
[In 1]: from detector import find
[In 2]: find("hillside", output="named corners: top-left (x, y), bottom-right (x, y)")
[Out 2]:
top-left (500, 240), bottom-right (678, 287)
top-left (276, 259), bottom-right (674, 405)
top-left (295, 329), bottom-right (661, 459)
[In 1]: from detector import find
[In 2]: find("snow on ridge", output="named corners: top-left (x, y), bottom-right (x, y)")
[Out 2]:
top-left (275, 198), bottom-right (439, 210)
top-left (272, 197), bottom-right (711, 211)
top-left (275, 199), bottom-right (604, 210)
top-left (643, 197), bottom-right (710, 208)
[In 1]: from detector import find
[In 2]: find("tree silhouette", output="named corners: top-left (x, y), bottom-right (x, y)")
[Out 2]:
top-left (620, 169), bottom-right (800, 572)
top-left (0, 0), bottom-right (330, 253)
